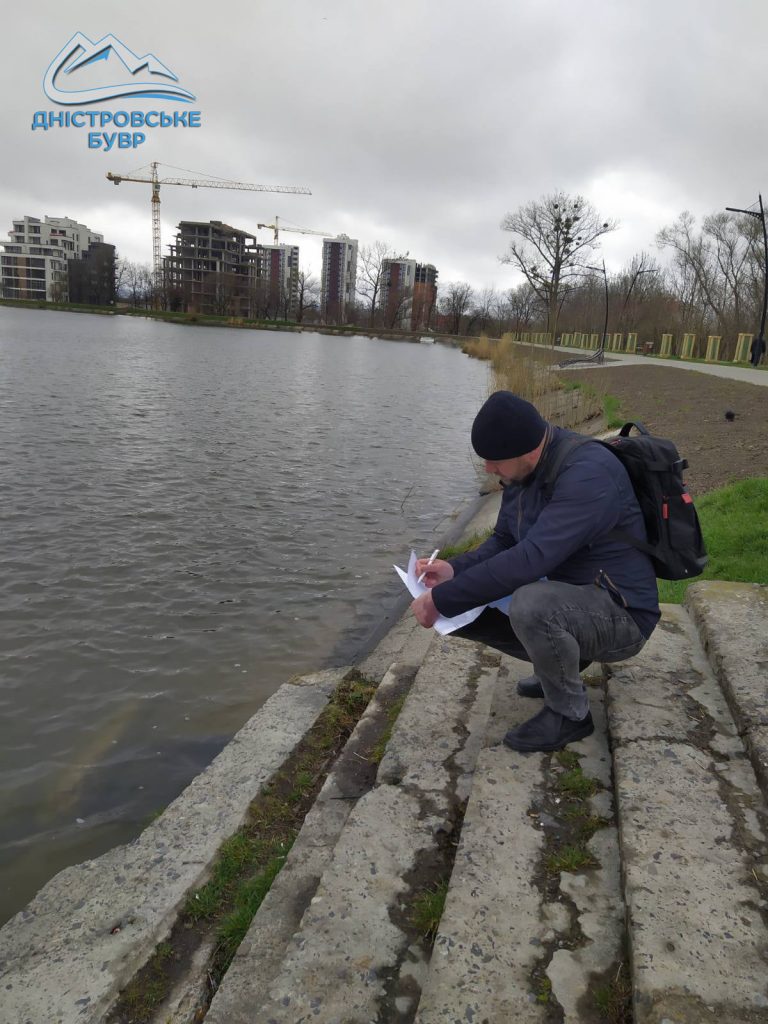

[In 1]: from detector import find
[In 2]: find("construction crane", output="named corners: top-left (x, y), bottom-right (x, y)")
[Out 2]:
top-left (106, 161), bottom-right (312, 294)
top-left (256, 215), bottom-right (330, 245)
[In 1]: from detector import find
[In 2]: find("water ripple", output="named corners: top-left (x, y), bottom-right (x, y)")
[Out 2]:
top-left (0, 308), bottom-right (488, 922)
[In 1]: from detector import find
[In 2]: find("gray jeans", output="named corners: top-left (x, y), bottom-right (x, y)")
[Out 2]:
top-left (453, 580), bottom-right (647, 719)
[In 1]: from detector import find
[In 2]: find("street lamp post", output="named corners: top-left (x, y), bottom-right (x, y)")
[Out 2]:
top-left (585, 261), bottom-right (609, 361)
top-left (725, 194), bottom-right (768, 355)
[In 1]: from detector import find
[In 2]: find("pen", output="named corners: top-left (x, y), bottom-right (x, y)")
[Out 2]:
top-left (417, 549), bottom-right (440, 585)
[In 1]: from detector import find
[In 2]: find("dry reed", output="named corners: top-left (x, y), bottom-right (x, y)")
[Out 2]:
top-left (461, 334), bottom-right (602, 430)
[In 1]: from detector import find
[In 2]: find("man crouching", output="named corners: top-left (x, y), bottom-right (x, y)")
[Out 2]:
top-left (410, 391), bottom-right (659, 753)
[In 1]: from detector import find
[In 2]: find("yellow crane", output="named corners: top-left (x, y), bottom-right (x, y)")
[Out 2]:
top-left (256, 215), bottom-right (330, 245)
top-left (106, 161), bottom-right (311, 292)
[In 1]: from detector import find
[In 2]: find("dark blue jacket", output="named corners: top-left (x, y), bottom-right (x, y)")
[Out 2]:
top-left (432, 426), bottom-right (660, 637)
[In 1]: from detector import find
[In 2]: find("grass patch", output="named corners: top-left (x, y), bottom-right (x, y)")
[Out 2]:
top-left (556, 768), bottom-right (598, 799)
top-left (533, 972), bottom-right (553, 1004)
top-left (110, 673), bottom-right (376, 1022)
top-left (539, 752), bottom-right (606, 884)
top-left (438, 528), bottom-right (493, 560)
top-left (602, 393), bottom-right (624, 429)
top-left (210, 842), bottom-right (292, 975)
top-left (658, 477), bottom-right (768, 602)
top-left (410, 879), bottom-right (449, 943)
top-left (370, 694), bottom-right (407, 764)
top-left (554, 749), bottom-right (581, 770)
top-left (545, 843), bottom-right (599, 873)
top-left (593, 961), bottom-right (633, 1023)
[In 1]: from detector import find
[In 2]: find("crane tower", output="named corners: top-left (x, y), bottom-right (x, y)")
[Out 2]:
top-left (106, 162), bottom-right (311, 301)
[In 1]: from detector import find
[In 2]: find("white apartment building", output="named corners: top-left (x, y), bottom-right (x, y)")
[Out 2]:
top-left (321, 234), bottom-right (358, 322)
top-left (0, 216), bottom-right (105, 301)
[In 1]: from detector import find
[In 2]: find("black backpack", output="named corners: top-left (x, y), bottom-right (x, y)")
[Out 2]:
top-left (543, 422), bottom-right (708, 581)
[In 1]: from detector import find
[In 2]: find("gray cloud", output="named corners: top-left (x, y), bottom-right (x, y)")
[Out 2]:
top-left (3, 0), bottom-right (767, 290)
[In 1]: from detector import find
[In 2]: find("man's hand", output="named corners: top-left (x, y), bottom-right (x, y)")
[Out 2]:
top-left (415, 557), bottom-right (454, 588)
top-left (411, 590), bottom-right (440, 628)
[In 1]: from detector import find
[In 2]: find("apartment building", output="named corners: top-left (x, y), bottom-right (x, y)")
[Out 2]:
top-left (257, 242), bottom-right (300, 317)
top-left (380, 257), bottom-right (438, 330)
top-left (68, 242), bottom-right (116, 306)
top-left (411, 262), bottom-right (438, 331)
top-left (0, 215), bottom-right (108, 302)
top-left (321, 234), bottom-right (358, 323)
top-left (164, 221), bottom-right (299, 318)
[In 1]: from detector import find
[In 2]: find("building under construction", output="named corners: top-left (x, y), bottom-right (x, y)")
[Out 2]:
top-left (380, 257), bottom-right (438, 330)
top-left (163, 220), bottom-right (299, 318)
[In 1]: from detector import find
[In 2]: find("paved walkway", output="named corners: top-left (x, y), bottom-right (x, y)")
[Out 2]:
top-left (554, 344), bottom-right (768, 386)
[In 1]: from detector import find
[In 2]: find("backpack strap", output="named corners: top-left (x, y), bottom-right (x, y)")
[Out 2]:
top-left (541, 435), bottom-right (595, 500)
top-left (541, 432), bottom-right (656, 557)
top-left (617, 421), bottom-right (650, 437)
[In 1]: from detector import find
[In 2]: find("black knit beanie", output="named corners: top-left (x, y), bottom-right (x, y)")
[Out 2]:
top-left (471, 391), bottom-right (547, 459)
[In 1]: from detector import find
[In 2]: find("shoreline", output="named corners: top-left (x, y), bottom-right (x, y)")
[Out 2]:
top-left (0, 297), bottom-right (466, 347)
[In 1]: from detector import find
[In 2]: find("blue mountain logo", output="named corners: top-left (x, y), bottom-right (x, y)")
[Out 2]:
top-left (44, 32), bottom-right (196, 105)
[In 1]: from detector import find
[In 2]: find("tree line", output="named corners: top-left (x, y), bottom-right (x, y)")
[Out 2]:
top-left (115, 190), bottom-right (768, 355)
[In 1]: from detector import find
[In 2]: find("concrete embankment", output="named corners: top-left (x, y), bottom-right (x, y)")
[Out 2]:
top-left (2, 485), bottom-right (768, 1023)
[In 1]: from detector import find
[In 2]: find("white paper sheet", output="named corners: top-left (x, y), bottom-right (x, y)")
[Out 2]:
top-left (393, 550), bottom-right (487, 635)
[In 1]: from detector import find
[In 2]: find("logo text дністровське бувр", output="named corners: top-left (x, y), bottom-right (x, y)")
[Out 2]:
top-left (32, 32), bottom-right (201, 150)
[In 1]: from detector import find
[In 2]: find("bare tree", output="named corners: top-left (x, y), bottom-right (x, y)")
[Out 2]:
top-left (657, 210), bottom-right (758, 343)
top-left (501, 191), bottom-right (616, 339)
top-left (505, 282), bottom-right (542, 331)
top-left (614, 252), bottom-right (661, 331)
top-left (357, 241), bottom-right (394, 327)
top-left (296, 269), bottom-right (319, 323)
top-left (439, 281), bottom-right (474, 335)
top-left (468, 286), bottom-right (498, 335)
top-left (384, 285), bottom-right (412, 329)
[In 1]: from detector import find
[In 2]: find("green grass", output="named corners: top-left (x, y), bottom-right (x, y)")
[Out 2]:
top-left (410, 880), bottom-right (449, 943)
top-left (593, 962), bottom-right (633, 1023)
top-left (556, 769), bottom-right (598, 799)
top-left (545, 844), bottom-right (598, 873)
top-left (602, 393), bottom-right (624, 429)
top-left (211, 842), bottom-right (292, 973)
top-left (534, 973), bottom-right (553, 1004)
top-left (554, 749), bottom-right (581, 770)
top-left (658, 477), bottom-right (768, 602)
top-left (370, 695), bottom-right (407, 764)
top-left (438, 529), bottom-right (493, 560)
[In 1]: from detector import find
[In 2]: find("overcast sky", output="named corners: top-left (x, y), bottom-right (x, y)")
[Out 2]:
top-left (2, 0), bottom-right (766, 292)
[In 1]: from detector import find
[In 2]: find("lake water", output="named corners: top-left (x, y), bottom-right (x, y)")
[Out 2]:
top-left (0, 307), bottom-right (489, 924)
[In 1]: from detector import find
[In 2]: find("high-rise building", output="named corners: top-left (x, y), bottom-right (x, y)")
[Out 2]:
top-left (0, 216), bottom-right (107, 302)
top-left (380, 257), bottom-right (416, 328)
top-left (380, 257), bottom-right (438, 330)
top-left (164, 221), bottom-right (300, 318)
top-left (164, 220), bottom-right (258, 316)
top-left (68, 242), bottom-right (116, 306)
top-left (258, 243), bottom-right (300, 318)
top-left (321, 234), bottom-right (358, 323)
top-left (411, 262), bottom-right (438, 331)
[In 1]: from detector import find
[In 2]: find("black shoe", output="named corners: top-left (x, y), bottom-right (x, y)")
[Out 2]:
top-left (516, 674), bottom-right (544, 698)
top-left (503, 706), bottom-right (594, 752)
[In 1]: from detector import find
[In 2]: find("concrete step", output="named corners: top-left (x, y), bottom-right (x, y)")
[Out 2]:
top-left (0, 668), bottom-right (349, 1024)
top-left (606, 599), bottom-right (768, 1024)
top-left (414, 659), bottom-right (624, 1023)
top-left (231, 634), bottom-right (502, 1022)
top-left (686, 581), bottom-right (768, 801)
top-left (203, 660), bottom-right (416, 1024)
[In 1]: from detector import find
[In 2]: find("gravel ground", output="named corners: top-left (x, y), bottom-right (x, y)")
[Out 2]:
top-left (559, 364), bottom-right (768, 496)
